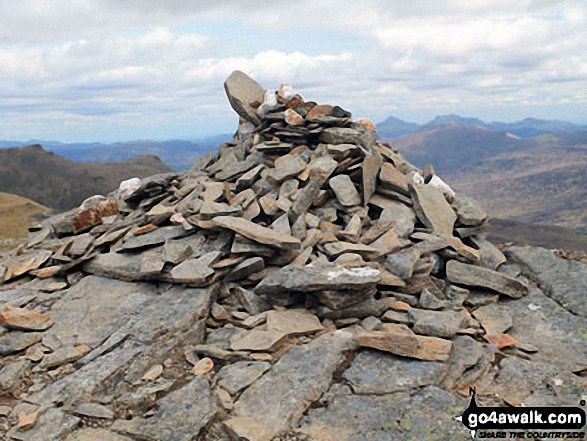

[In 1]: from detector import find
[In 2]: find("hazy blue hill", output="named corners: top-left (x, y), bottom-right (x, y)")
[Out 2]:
top-left (0, 136), bottom-right (229, 171)
top-left (376, 116), bottom-right (420, 138)
top-left (424, 114), bottom-right (486, 128)
top-left (376, 115), bottom-right (587, 139)
top-left (486, 118), bottom-right (586, 138)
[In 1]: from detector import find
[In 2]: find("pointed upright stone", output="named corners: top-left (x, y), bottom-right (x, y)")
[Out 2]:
top-left (224, 71), bottom-right (265, 125)
top-left (410, 182), bottom-right (457, 237)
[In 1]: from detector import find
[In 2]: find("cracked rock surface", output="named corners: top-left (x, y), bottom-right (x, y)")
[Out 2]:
top-left (0, 71), bottom-right (585, 440)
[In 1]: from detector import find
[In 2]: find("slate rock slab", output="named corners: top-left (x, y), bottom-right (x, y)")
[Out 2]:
top-left (342, 349), bottom-right (444, 394)
top-left (446, 259), bottom-right (528, 298)
top-left (299, 386), bottom-right (470, 441)
top-left (16, 408), bottom-right (80, 441)
top-left (254, 263), bottom-right (380, 294)
top-left (504, 246), bottom-right (587, 317)
top-left (504, 285), bottom-right (587, 372)
top-left (215, 361), bottom-right (271, 395)
top-left (113, 375), bottom-right (218, 441)
top-left (65, 429), bottom-right (132, 441)
top-left (212, 216), bottom-right (301, 250)
top-left (42, 276), bottom-right (157, 349)
top-left (234, 331), bottom-right (355, 437)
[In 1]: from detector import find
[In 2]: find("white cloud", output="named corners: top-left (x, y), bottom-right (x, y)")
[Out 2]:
top-left (0, 0), bottom-right (586, 141)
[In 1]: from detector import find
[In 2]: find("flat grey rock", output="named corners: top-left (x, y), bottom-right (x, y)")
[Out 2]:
top-left (266, 309), bottom-right (324, 336)
top-left (452, 194), bottom-right (487, 226)
top-left (267, 154), bottom-right (307, 183)
top-left (0, 331), bottom-right (42, 356)
top-left (471, 303), bottom-right (512, 335)
top-left (83, 252), bottom-right (145, 281)
top-left (114, 375), bottom-right (218, 441)
top-left (255, 263), bottom-right (380, 295)
top-left (42, 276), bottom-right (157, 349)
top-left (0, 358), bottom-right (29, 391)
top-left (505, 285), bottom-right (587, 372)
top-left (470, 236), bottom-right (506, 270)
top-left (320, 297), bottom-right (388, 320)
top-left (119, 225), bottom-right (189, 251)
top-left (65, 428), bottom-right (132, 441)
top-left (30, 346), bottom-right (141, 406)
top-left (329, 174), bottom-right (361, 207)
top-left (446, 259), bottom-right (528, 298)
top-left (504, 246), bottom-right (587, 317)
top-left (299, 386), bottom-right (470, 441)
top-left (168, 252), bottom-right (217, 285)
top-left (18, 408), bottom-right (80, 441)
top-left (215, 361), bottom-right (271, 395)
top-left (343, 349), bottom-right (444, 394)
top-left (234, 331), bottom-right (354, 437)
top-left (487, 356), bottom-right (562, 406)
top-left (439, 335), bottom-right (495, 391)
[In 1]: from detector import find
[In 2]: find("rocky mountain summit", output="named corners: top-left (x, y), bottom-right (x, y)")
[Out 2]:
top-left (0, 72), bottom-right (585, 440)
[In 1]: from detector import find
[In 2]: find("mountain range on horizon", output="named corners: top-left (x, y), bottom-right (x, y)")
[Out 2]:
top-left (1, 114), bottom-right (586, 171)
top-left (376, 114), bottom-right (587, 138)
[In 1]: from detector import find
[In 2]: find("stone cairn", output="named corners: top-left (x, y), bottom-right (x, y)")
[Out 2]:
top-left (0, 71), bottom-right (534, 440)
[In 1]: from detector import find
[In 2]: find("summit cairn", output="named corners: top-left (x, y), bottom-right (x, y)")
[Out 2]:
top-left (0, 71), bottom-right (585, 440)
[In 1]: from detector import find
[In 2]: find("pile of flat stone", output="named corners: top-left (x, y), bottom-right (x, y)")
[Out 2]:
top-left (1, 71), bottom-right (571, 441)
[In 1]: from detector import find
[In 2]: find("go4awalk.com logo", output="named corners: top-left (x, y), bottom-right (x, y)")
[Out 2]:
top-left (455, 388), bottom-right (586, 439)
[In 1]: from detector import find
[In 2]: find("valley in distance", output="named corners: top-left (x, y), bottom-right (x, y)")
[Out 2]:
top-left (0, 114), bottom-right (586, 253)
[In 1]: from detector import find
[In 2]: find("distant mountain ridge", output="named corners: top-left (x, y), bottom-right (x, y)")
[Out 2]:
top-left (0, 145), bottom-right (172, 210)
top-left (378, 123), bottom-right (587, 230)
top-left (376, 114), bottom-right (587, 138)
top-left (0, 135), bottom-right (230, 171)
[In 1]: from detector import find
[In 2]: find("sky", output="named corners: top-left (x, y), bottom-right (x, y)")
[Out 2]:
top-left (1, 0), bottom-right (586, 142)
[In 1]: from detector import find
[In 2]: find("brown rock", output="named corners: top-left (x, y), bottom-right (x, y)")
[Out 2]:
top-left (29, 265), bottom-right (62, 279)
top-left (134, 224), bottom-right (158, 236)
top-left (484, 334), bottom-right (516, 349)
top-left (368, 230), bottom-right (402, 256)
top-left (193, 357), bottom-right (214, 376)
top-left (72, 196), bottom-right (117, 233)
top-left (323, 241), bottom-right (380, 259)
top-left (306, 104), bottom-right (333, 119)
top-left (224, 417), bottom-right (273, 441)
top-left (0, 306), bottom-right (54, 331)
top-left (267, 154), bottom-right (307, 183)
top-left (284, 109), bottom-right (304, 125)
top-left (355, 324), bottom-right (452, 361)
top-left (40, 345), bottom-right (91, 369)
top-left (266, 309), bottom-right (324, 336)
top-left (230, 329), bottom-right (287, 352)
top-left (4, 250), bottom-right (52, 281)
top-left (18, 411), bottom-right (39, 431)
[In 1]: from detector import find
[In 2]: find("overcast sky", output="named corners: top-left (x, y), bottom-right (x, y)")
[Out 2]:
top-left (1, 0), bottom-right (586, 142)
